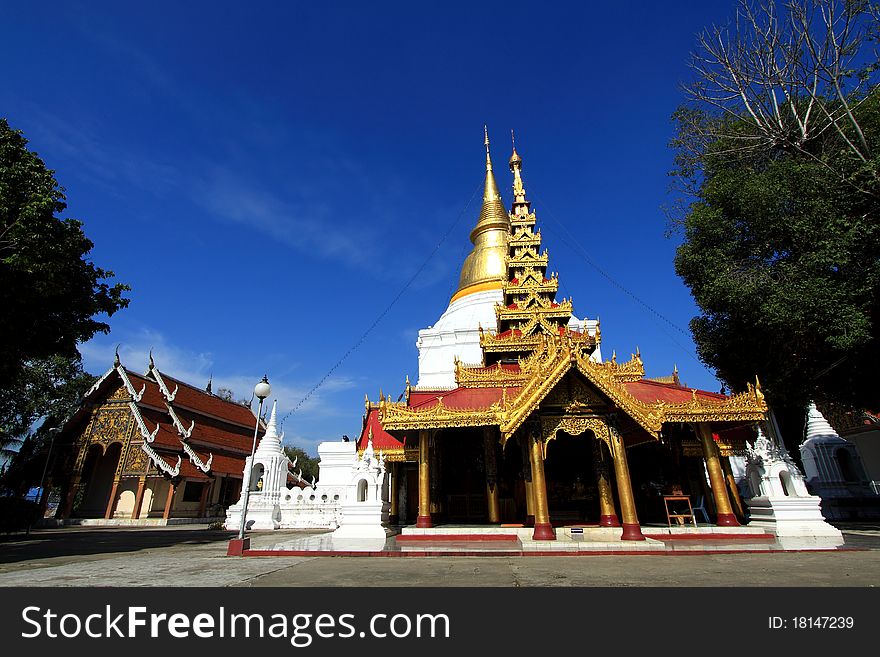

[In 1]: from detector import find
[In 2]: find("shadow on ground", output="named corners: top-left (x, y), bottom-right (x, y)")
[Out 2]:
top-left (0, 527), bottom-right (235, 564)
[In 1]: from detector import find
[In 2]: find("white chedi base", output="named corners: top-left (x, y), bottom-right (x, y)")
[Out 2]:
top-left (416, 289), bottom-right (503, 388)
top-left (225, 497), bottom-right (281, 531)
top-left (744, 425), bottom-right (842, 539)
top-left (332, 502), bottom-right (390, 539)
top-left (746, 496), bottom-right (843, 538)
top-left (331, 438), bottom-right (390, 539)
top-left (415, 288), bottom-right (600, 389)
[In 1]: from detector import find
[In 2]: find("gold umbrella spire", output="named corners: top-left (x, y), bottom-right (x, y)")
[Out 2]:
top-left (451, 126), bottom-right (511, 302)
top-left (509, 129), bottom-right (530, 214)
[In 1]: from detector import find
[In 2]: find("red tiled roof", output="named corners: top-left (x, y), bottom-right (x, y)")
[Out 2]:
top-left (462, 362), bottom-right (522, 375)
top-left (409, 386), bottom-right (521, 410)
top-left (127, 370), bottom-right (258, 428)
top-left (622, 379), bottom-right (728, 404)
top-left (135, 393), bottom-right (255, 454)
top-left (357, 408), bottom-right (406, 452)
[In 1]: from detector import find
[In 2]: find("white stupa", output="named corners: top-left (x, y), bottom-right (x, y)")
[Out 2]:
top-left (800, 402), bottom-right (874, 519)
top-left (225, 400), bottom-right (289, 531)
top-left (744, 417), bottom-right (842, 539)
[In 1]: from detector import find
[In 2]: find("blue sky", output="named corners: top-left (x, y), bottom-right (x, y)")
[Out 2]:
top-left (3, 1), bottom-right (742, 455)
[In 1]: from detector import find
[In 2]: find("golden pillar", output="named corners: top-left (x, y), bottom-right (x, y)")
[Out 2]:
top-left (104, 477), bottom-right (121, 519)
top-left (486, 484), bottom-right (501, 523)
top-left (132, 476), bottom-right (147, 519)
top-left (696, 423), bottom-right (739, 526)
top-left (429, 440), bottom-right (442, 515)
top-left (389, 463), bottom-right (400, 524)
top-left (524, 480), bottom-right (535, 526)
top-left (529, 433), bottom-right (555, 540)
top-left (721, 454), bottom-right (746, 522)
top-left (483, 427), bottom-right (501, 524)
top-left (416, 429), bottom-right (432, 528)
top-left (593, 439), bottom-right (620, 527)
top-left (609, 423), bottom-right (644, 540)
top-left (520, 433), bottom-right (535, 526)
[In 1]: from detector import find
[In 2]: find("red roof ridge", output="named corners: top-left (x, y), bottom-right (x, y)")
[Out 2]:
top-left (627, 378), bottom-right (727, 399)
top-left (150, 369), bottom-right (255, 409)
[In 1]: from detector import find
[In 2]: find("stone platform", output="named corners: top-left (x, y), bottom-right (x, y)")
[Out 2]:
top-left (240, 523), bottom-right (849, 557)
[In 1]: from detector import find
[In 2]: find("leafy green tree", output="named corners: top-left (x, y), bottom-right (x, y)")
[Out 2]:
top-left (671, 1), bottom-right (880, 446)
top-left (283, 445), bottom-right (320, 484)
top-left (0, 118), bottom-right (129, 455)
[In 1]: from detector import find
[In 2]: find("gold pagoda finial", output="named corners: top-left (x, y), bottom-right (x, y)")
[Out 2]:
top-left (509, 129), bottom-right (522, 166)
top-left (509, 131), bottom-right (527, 209)
top-left (450, 127), bottom-right (510, 302)
top-left (484, 125), bottom-right (492, 171)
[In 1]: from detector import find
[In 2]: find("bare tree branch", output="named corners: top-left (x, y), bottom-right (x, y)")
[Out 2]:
top-left (681, 0), bottom-right (879, 197)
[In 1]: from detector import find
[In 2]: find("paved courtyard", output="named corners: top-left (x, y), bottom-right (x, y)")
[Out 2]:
top-left (0, 524), bottom-right (878, 587)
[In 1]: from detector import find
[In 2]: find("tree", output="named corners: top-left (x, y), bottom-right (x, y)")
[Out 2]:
top-left (679, 0), bottom-right (879, 196)
top-left (283, 445), bottom-right (320, 484)
top-left (0, 118), bottom-right (129, 454)
top-left (214, 387), bottom-right (235, 402)
top-left (671, 1), bottom-right (880, 446)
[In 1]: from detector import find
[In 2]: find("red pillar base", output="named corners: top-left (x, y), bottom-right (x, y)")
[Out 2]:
top-left (532, 522), bottom-right (556, 541)
top-left (621, 523), bottom-right (645, 541)
top-left (715, 513), bottom-right (740, 527)
top-left (524, 514), bottom-right (535, 527)
top-left (599, 514), bottom-right (621, 527)
top-left (227, 538), bottom-right (250, 556)
top-left (416, 515), bottom-right (433, 528)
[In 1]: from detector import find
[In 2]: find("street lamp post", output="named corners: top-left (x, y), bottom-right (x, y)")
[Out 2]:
top-left (237, 375), bottom-right (271, 542)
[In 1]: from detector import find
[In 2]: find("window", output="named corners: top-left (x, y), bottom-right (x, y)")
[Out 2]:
top-left (182, 482), bottom-right (205, 503)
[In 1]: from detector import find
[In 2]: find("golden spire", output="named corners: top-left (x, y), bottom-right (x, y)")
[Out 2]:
top-left (451, 126), bottom-right (511, 302)
top-left (509, 129), bottom-right (529, 212)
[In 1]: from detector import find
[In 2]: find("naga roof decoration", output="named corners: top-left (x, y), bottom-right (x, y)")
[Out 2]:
top-left (115, 361), bottom-right (182, 478)
top-left (147, 354), bottom-right (213, 474)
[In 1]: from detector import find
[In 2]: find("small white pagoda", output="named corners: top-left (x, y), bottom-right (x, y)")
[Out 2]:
top-left (225, 403), bottom-right (390, 535)
top-left (744, 415), bottom-right (842, 538)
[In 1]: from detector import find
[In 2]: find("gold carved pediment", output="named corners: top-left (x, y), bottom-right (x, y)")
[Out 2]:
top-left (541, 373), bottom-right (606, 410)
top-left (89, 408), bottom-right (132, 448)
top-left (540, 414), bottom-right (613, 458)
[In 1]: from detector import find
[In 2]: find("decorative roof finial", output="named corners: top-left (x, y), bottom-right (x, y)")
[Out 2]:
top-left (509, 129), bottom-right (522, 167)
top-left (114, 345), bottom-right (121, 367)
top-left (148, 349), bottom-right (155, 370)
top-left (206, 373), bottom-right (213, 394)
top-left (484, 124), bottom-right (492, 171)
